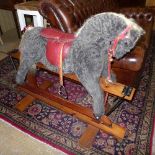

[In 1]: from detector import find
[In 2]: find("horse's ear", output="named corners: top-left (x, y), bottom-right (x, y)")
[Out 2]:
top-left (139, 27), bottom-right (145, 35)
top-left (129, 18), bottom-right (145, 36)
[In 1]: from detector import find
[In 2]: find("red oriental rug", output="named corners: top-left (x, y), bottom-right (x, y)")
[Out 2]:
top-left (0, 46), bottom-right (155, 154)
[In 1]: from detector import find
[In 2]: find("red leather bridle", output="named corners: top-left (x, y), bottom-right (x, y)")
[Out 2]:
top-left (107, 25), bottom-right (132, 82)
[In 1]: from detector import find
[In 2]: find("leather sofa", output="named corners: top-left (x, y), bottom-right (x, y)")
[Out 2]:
top-left (38, 0), bottom-right (154, 88)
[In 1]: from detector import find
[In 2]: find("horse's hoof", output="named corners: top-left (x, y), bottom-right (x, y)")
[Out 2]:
top-left (95, 116), bottom-right (101, 120)
top-left (93, 114), bottom-right (102, 120)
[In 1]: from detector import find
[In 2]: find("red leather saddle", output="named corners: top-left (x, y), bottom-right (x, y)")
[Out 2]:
top-left (40, 28), bottom-right (75, 67)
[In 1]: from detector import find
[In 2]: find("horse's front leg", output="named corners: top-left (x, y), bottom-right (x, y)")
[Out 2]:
top-left (86, 77), bottom-right (105, 119)
top-left (73, 45), bottom-right (105, 119)
top-left (76, 71), bottom-right (104, 119)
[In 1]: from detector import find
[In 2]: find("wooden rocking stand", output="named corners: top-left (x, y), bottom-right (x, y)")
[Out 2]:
top-left (11, 51), bottom-right (135, 148)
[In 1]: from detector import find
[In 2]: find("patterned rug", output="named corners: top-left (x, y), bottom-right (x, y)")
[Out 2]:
top-left (0, 47), bottom-right (155, 154)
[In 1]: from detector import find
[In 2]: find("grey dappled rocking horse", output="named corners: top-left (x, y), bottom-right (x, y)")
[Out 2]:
top-left (16, 12), bottom-right (145, 119)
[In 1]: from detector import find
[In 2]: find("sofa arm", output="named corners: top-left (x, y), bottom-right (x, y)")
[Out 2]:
top-left (112, 46), bottom-right (145, 71)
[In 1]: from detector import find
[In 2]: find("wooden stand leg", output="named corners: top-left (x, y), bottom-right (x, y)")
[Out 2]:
top-left (79, 125), bottom-right (99, 148)
top-left (15, 95), bottom-right (34, 112)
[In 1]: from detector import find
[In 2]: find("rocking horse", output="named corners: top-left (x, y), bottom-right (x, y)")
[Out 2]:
top-left (14, 12), bottom-right (144, 147)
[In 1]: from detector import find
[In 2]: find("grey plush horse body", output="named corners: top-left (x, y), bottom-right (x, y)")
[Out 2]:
top-left (16, 12), bottom-right (144, 118)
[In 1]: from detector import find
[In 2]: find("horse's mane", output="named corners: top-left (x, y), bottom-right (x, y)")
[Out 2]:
top-left (75, 12), bottom-right (140, 37)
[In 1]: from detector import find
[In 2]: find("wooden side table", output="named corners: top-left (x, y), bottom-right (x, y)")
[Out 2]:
top-left (15, 1), bottom-right (44, 31)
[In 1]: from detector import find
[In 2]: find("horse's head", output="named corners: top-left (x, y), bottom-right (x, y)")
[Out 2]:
top-left (111, 14), bottom-right (145, 59)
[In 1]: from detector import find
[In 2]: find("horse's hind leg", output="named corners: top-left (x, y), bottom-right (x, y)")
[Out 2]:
top-left (16, 58), bottom-right (35, 84)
